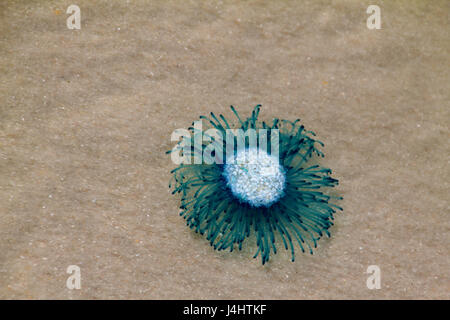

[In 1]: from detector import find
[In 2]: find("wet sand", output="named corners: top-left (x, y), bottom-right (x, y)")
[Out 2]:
top-left (0, 0), bottom-right (449, 299)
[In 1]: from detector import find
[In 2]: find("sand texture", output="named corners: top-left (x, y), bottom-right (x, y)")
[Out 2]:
top-left (0, 0), bottom-right (449, 299)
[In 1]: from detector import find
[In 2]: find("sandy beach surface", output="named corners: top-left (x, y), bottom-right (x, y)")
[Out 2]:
top-left (0, 0), bottom-right (449, 299)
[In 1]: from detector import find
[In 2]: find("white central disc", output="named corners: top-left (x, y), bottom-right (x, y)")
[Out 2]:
top-left (223, 148), bottom-right (286, 207)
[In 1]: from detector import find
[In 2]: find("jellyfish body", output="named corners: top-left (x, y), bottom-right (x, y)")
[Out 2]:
top-left (168, 105), bottom-right (342, 264)
top-left (223, 148), bottom-right (286, 207)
